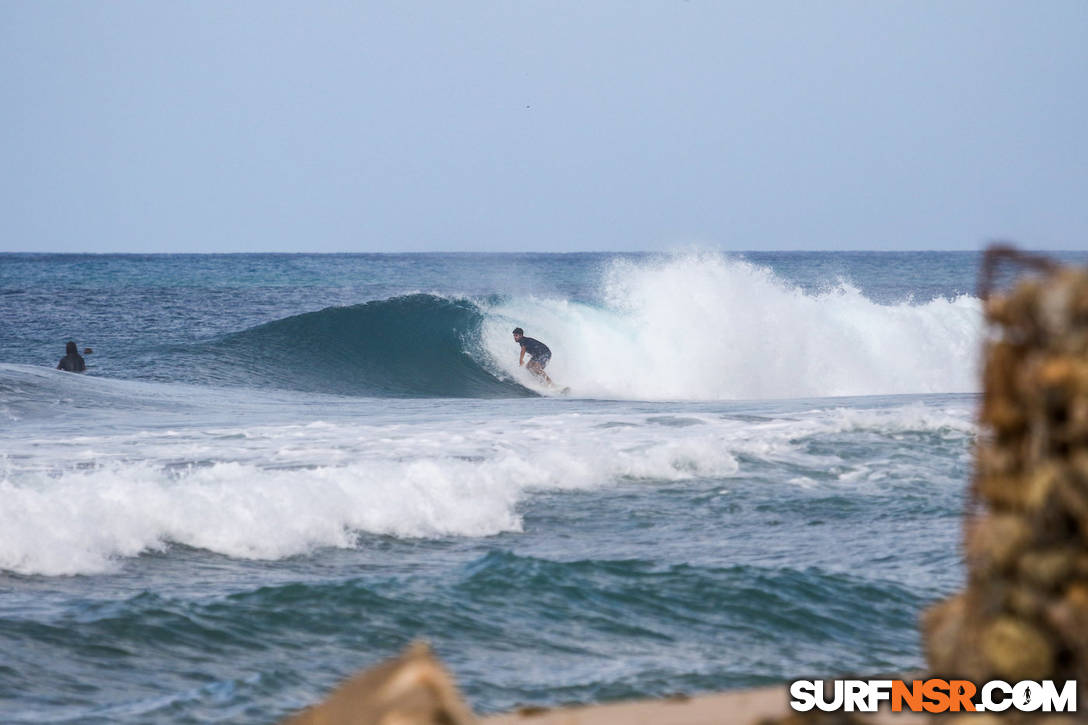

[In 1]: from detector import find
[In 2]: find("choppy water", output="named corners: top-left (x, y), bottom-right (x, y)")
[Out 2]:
top-left (2, 250), bottom-right (1084, 723)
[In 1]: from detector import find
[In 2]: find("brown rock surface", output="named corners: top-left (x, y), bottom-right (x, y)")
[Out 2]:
top-left (923, 249), bottom-right (1088, 708)
top-left (281, 642), bottom-right (477, 725)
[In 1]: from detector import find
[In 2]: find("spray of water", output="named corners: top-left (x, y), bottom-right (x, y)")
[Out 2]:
top-left (481, 252), bottom-right (980, 399)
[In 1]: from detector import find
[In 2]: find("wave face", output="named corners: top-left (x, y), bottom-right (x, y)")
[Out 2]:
top-left (480, 253), bottom-right (983, 399)
top-left (205, 294), bottom-right (529, 398)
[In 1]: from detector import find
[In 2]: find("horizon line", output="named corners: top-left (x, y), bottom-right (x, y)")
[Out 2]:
top-left (4, 247), bottom-right (1086, 256)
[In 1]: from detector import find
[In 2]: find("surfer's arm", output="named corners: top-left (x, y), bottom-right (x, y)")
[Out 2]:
top-left (519, 345), bottom-right (526, 366)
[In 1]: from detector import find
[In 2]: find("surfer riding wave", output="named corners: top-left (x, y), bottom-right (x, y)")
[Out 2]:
top-left (513, 327), bottom-right (553, 387)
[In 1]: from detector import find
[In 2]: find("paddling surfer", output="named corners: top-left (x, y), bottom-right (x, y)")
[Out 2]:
top-left (56, 341), bottom-right (87, 372)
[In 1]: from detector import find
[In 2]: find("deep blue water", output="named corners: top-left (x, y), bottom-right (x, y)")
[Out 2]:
top-left (1, 250), bottom-right (1084, 724)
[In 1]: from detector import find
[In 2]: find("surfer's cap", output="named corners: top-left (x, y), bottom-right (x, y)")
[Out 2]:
top-left (512, 328), bottom-right (524, 336)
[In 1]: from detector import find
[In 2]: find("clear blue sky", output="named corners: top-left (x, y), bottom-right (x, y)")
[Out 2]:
top-left (2, 1), bottom-right (1085, 252)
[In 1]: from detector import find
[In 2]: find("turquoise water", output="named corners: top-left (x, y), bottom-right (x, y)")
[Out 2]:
top-left (1, 250), bottom-right (1083, 723)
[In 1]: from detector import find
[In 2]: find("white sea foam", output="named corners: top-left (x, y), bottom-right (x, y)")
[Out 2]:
top-left (0, 399), bottom-right (973, 576)
top-left (480, 252), bottom-right (982, 400)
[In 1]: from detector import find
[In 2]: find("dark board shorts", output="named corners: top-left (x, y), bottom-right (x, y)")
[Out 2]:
top-left (530, 352), bottom-right (551, 368)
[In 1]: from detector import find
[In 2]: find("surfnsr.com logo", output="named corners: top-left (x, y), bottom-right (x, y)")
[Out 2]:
top-left (790, 679), bottom-right (1077, 713)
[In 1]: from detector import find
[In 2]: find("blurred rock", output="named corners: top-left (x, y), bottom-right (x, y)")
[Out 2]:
top-left (980, 617), bottom-right (1055, 682)
top-left (923, 249), bottom-right (1088, 711)
top-left (281, 642), bottom-right (477, 725)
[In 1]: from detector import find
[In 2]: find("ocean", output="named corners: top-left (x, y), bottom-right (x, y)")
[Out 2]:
top-left (2, 250), bottom-right (1084, 724)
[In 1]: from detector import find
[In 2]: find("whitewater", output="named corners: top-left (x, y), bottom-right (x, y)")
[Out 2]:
top-left (478, 253), bottom-right (980, 399)
top-left (1, 250), bottom-right (1082, 723)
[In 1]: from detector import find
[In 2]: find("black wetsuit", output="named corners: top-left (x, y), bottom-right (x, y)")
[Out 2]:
top-left (57, 353), bottom-right (86, 372)
top-left (519, 336), bottom-right (551, 367)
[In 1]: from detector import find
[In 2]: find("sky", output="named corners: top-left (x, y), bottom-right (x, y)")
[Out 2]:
top-left (1, 1), bottom-right (1085, 253)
